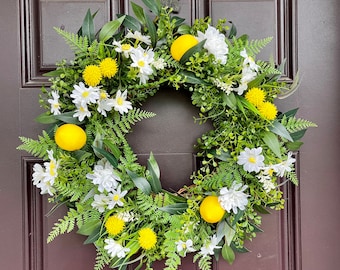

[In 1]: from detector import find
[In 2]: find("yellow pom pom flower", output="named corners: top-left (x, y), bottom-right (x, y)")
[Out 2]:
top-left (83, 65), bottom-right (102, 86)
top-left (138, 228), bottom-right (157, 250)
top-left (258, 101), bottom-right (278, 120)
top-left (100, 58), bottom-right (118, 78)
top-left (245, 87), bottom-right (266, 107)
top-left (105, 215), bottom-right (125, 236)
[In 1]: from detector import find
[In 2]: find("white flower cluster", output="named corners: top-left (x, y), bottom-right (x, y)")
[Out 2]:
top-left (86, 159), bottom-right (128, 213)
top-left (237, 147), bottom-right (296, 192)
top-left (32, 150), bottom-right (59, 196)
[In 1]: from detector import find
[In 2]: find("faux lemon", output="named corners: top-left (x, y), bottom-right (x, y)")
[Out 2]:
top-left (170, 34), bottom-right (198, 61)
top-left (55, 123), bottom-right (87, 151)
top-left (199, 195), bottom-right (226, 223)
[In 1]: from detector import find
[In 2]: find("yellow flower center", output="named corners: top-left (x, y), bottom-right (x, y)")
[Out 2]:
top-left (122, 44), bottom-right (131, 51)
top-left (113, 194), bottom-right (120, 201)
top-left (248, 156), bottom-right (256, 163)
top-left (49, 161), bottom-right (56, 176)
top-left (82, 91), bottom-right (89, 98)
top-left (100, 92), bottom-right (108, 100)
top-left (138, 60), bottom-right (145, 67)
top-left (116, 97), bottom-right (124, 106)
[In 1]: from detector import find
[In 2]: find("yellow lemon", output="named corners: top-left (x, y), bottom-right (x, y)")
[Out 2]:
top-left (55, 124), bottom-right (87, 151)
top-left (199, 195), bottom-right (226, 223)
top-left (170, 34), bottom-right (198, 61)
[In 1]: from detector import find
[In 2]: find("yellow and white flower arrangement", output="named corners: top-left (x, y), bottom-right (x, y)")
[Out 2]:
top-left (18, 0), bottom-right (316, 269)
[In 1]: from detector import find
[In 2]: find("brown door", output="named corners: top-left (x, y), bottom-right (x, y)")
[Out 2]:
top-left (1, 0), bottom-right (339, 269)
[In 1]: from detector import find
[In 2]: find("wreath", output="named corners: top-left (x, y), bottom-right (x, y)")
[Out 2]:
top-left (18, 0), bottom-right (316, 269)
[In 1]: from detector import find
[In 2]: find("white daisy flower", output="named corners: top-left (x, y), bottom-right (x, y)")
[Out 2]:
top-left (91, 193), bottom-right (110, 213)
top-left (86, 159), bottom-right (121, 193)
top-left (107, 185), bottom-right (128, 209)
top-left (176, 239), bottom-right (195, 255)
top-left (104, 238), bottom-right (130, 258)
top-left (199, 235), bottom-right (221, 257)
top-left (126, 30), bottom-right (151, 45)
top-left (97, 91), bottom-right (115, 117)
top-left (218, 182), bottom-right (249, 214)
top-left (73, 102), bottom-right (91, 121)
top-left (71, 82), bottom-right (100, 105)
top-left (112, 90), bottom-right (133, 115)
top-left (112, 40), bottom-right (134, 58)
top-left (47, 91), bottom-right (61, 115)
top-left (130, 46), bottom-right (155, 83)
top-left (197, 25), bottom-right (229, 64)
top-left (233, 49), bottom-right (260, 95)
top-left (274, 152), bottom-right (296, 177)
top-left (237, 147), bottom-right (265, 173)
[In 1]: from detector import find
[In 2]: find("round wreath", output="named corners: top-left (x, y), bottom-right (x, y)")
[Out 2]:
top-left (18, 1), bottom-right (316, 269)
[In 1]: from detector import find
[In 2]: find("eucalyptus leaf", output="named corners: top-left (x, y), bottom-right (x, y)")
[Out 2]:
top-left (81, 9), bottom-right (95, 42)
top-left (119, 14), bottom-right (141, 32)
top-left (77, 219), bottom-right (101, 236)
top-left (177, 24), bottom-right (191, 34)
top-left (180, 70), bottom-right (206, 85)
top-left (228, 21), bottom-right (237, 39)
top-left (269, 120), bottom-right (293, 142)
top-left (35, 112), bottom-right (57, 124)
top-left (222, 92), bottom-right (237, 110)
top-left (222, 244), bottom-right (235, 265)
top-left (172, 16), bottom-right (186, 28)
top-left (92, 146), bottom-right (118, 168)
top-left (83, 225), bottom-right (101, 244)
top-left (217, 220), bottom-right (235, 246)
top-left (103, 139), bottom-right (122, 160)
top-left (54, 112), bottom-right (84, 124)
top-left (145, 14), bottom-right (157, 47)
top-left (159, 202), bottom-right (188, 214)
top-left (142, 0), bottom-right (161, 16)
top-left (147, 152), bottom-right (162, 193)
top-left (253, 204), bottom-right (271, 214)
top-left (126, 169), bottom-right (152, 195)
top-left (179, 40), bottom-right (206, 64)
top-left (131, 2), bottom-right (146, 24)
top-left (99, 16), bottom-right (125, 42)
top-left (286, 140), bottom-right (304, 151)
top-left (262, 131), bottom-right (282, 159)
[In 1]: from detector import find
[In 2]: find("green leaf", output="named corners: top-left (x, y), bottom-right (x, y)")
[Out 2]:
top-left (54, 112), bottom-right (84, 124)
top-left (126, 169), bottom-right (152, 195)
top-left (231, 210), bottom-right (244, 226)
top-left (291, 129), bottom-right (307, 141)
top-left (230, 242), bottom-right (250, 253)
top-left (161, 189), bottom-right (187, 203)
top-left (131, 2), bottom-right (146, 24)
top-left (253, 204), bottom-right (271, 214)
top-left (119, 14), bottom-right (141, 32)
top-left (92, 146), bottom-right (118, 168)
top-left (99, 15), bottom-right (126, 42)
top-left (142, 0), bottom-right (161, 16)
top-left (103, 139), bottom-right (122, 160)
top-left (228, 21), bottom-right (237, 39)
top-left (83, 225), bottom-right (101, 244)
top-left (180, 70), bottom-right (206, 85)
top-left (73, 150), bottom-right (92, 162)
top-left (43, 69), bottom-right (64, 77)
top-left (144, 14), bottom-right (157, 47)
top-left (222, 92), bottom-right (237, 110)
top-left (262, 131), bottom-right (282, 159)
top-left (77, 220), bottom-right (101, 236)
top-left (179, 40), bottom-right (206, 64)
top-left (159, 203), bottom-right (188, 214)
top-left (147, 152), bottom-right (162, 193)
top-left (210, 149), bottom-right (230, 161)
top-left (172, 16), bottom-right (186, 28)
top-left (177, 24), bottom-right (191, 34)
top-left (35, 112), bottom-right (57, 124)
top-left (249, 222), bottom-right (263, 233)
top-left (217, 221), bottom-right (235, 246)
top-left (81, 9), bottom-right (95, 42)
top-left (221, 244), bottom-right (235, 265)
top-left (269, 120), bottom-right (293, 142)
top-left (286, 140), bottom-right (304, 151)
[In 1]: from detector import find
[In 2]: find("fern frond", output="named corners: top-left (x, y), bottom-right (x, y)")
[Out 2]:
top-left (281, 115), bottom-right (317, 133)
top-left (94, 246), bottom-right (112, 270)
top-left (17, 131), bottom-right (55, 159)
top-left (285, 170), bottom-right (299, 186)
top-left (54, 27), bottom-right (89, 57)
top-left (245, 37), bottom-right (273, 56)
top-left (118, 108), bottom-right (156, 134)
top-left (257, 60), bottom-right (282, 76)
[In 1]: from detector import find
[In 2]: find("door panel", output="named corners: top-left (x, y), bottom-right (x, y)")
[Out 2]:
top-left (1, 0), bottom-right (338, 269)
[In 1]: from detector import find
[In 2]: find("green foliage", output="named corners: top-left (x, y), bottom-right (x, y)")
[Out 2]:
top-left (281, 114), bottom-right (317, 133)
top-left (17, 131), bottom-right (56, 159)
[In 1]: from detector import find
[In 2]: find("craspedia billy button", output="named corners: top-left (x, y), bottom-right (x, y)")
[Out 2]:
top-left (170, 34), bottom-right (199, 61)
top-left (55, 123), bottom-right (87, 151)
top-left (199, 195), bottom-right (226, 223)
